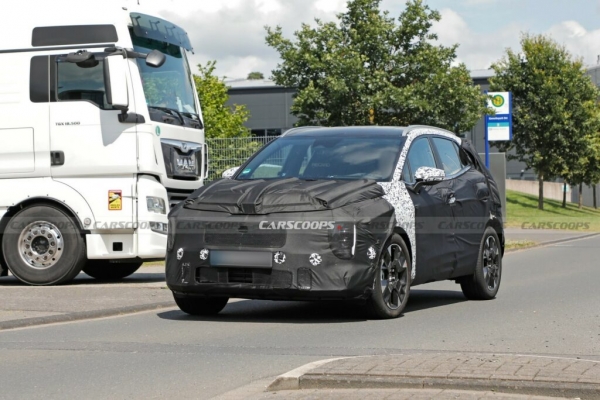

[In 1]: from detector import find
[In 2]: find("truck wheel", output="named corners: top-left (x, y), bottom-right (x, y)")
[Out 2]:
top-left (1, 205), bottom-right (85, 285)
top-left (83, 261), bottom-right (142, 280)
top-left (367, 234), bottom-right (411, 319)
top-left (173, 294), bottom-right (229, 316)
top-left (460, 227), bottom-right (502, 300)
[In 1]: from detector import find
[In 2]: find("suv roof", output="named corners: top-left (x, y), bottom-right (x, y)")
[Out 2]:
top-left (282, 126), bottom-right (406, 137)
top-left (281, 125), bottom-right (455, 138)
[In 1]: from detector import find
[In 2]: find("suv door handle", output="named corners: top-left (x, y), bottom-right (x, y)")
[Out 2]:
top-left (50, 151), bottom-right (65, 166)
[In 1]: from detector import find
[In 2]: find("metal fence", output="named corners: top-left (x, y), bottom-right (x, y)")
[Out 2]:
top-left (206, 136), bottom-right (276, 182)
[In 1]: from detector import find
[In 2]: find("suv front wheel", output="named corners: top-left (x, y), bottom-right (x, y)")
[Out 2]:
top-left (367, 234), bottom-right (411, 319)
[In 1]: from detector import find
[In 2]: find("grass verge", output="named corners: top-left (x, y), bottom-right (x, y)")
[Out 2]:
top-left (506, 190), bottom-right (600, 232)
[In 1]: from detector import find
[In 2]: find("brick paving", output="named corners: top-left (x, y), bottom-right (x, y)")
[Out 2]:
top-left (305, 353), bottom-right (600, 385)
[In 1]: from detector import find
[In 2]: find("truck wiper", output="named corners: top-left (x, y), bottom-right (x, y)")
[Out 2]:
top-left (148, 106), bottom-right (185, 125)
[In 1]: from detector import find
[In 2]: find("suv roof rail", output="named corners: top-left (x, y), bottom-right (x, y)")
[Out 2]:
top-left (404, 125), bottom-right (456, 136)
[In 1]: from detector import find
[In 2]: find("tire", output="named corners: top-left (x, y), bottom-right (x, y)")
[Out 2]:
top-left (460, 227), bottom-right (502, 300)
top-left (173, 294), bottom-right (229, 316)
top-left (367, 234), bottom-right (412, 319)
top-left (2, 205), bottom-right (85, 285)
top-left (83, 261), bottom-right (142, 280)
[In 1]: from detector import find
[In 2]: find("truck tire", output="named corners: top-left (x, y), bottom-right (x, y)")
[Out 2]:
top-left (173, 294), bottom-right (229, 316)
top-left (1, 205), bottom-right (85, 285)
top-left (83, 261), bottom-right (142, 280)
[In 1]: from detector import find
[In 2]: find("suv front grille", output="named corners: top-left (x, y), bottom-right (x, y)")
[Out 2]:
top-left (204, 228), bottom-right (286, 248)
top-left (196, 267), bottom-right (292, 288)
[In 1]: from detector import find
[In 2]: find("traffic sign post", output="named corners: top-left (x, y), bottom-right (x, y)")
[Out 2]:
top-left (485, 92), bottom-right (512, 168)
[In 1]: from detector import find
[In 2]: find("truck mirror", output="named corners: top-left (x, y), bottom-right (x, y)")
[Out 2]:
top-left (145, 50), bottom-right (166, 68)
top-left (103, 56), bottom-right (129, 111)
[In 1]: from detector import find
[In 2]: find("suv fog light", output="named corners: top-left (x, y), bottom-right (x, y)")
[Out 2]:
top-left (147, 197), bottom-right (167, 214)
top-left (150, 221), bottom-right (168, 234)
top-left (200, 249), bottom-right (209, 260)
top-left (274, 251), bottom-right (286, 265)
top-left (309, 253), bottom-right (322, 266)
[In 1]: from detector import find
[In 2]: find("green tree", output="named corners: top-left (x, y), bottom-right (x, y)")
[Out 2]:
top-left (194, 61), bottom-right (258, 180)
top-left (490, 34), bottom-right (600, 210)
top-left (194, 61), bottom-right (250, 139)
top-left (265, 0), bottom-right (488, 132)
top-left (247, 71), bottom-right (265, 80)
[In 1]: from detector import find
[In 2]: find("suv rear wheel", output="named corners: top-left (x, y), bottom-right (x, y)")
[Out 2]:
top-left (460, 227), bottom-right (502, 300)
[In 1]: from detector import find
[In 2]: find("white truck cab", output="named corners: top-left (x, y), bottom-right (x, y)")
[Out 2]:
top-left (0, 3), bottom-right (206, 284)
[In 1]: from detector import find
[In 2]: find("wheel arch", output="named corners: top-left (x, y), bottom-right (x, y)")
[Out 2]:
top-left (486, 219), bottom-right (505, 256)
top-left (393, 226), bottom-right (413, 264)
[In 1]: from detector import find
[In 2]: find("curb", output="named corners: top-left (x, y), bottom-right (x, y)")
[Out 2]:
top-left (298, 374), bottom-right (600, 399)
top-left (267, 354), bottom-right (600, 399)
top-left (267, 358), bottom-right (349, 391)
top-left (504, 232), bottom-right (600, 253)
top-left (0, 301), bottom-right (175, 331)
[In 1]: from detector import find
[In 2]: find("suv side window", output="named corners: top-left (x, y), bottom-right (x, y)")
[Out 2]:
top-left (459, 147), bottom-right (481, 171)
top-left (55, 57), bottom-right (111, 109)
top-left (405, 137), bottom-right (437, 182)
top-left (431, 137), bottom-right (463, 176)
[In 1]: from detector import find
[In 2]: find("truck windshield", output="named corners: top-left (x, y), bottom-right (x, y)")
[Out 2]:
top-left (128, 14), bottom-right (198, 122)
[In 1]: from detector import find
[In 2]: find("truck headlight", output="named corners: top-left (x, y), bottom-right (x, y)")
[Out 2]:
top-left (150, 221), bottom-right (168, 235)
top-left (147, 197), bottom-right (166, 214)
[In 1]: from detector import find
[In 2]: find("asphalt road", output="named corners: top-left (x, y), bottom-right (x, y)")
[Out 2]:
top-left (0, 236), bottom-right (599, 399)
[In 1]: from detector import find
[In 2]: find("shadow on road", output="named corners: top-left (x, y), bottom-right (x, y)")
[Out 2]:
top-left (0, 271), bottom-right (166, 286)
top-left (157, 289), bottom-right (467, 324)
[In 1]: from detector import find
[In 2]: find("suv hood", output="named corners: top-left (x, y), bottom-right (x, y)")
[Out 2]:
top-left (183, 178), bottom-right (384, 215)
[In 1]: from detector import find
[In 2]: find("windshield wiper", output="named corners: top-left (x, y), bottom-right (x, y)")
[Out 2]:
top-left (148, 106), bottom-right (185, 125)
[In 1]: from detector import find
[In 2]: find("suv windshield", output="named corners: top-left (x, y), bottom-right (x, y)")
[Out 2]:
top-left (236, 136), bottom-right (404, 181)
top-left (129, 17), bottom-right (198, 122)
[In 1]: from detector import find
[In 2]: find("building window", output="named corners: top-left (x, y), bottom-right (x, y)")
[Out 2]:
top-left (251, 128), bottom-right (282, 137)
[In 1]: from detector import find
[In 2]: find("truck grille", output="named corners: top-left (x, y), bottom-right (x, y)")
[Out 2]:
top-left (166, 188), bottom-right (195, 209)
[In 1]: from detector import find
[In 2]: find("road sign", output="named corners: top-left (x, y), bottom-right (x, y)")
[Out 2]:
top-left (485, 92), bottom-right (512, 168)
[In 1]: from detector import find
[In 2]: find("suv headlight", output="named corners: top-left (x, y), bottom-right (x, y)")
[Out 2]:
top-left (328, 222), bottom-right (356, 260)
top-left (147, 197), bottom-right (166, 214)
top-left (167, 220), bottom-right (175, 249)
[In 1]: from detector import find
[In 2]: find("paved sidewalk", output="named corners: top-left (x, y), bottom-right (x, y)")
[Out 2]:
top-left (504, 227), bottom-right (598, 246)
top-left (256, 388), bottom-right (570, 399)
top-left (269, 353), bottom-right (600, 399)
top-left (0, 266), bottom-right (174, 330)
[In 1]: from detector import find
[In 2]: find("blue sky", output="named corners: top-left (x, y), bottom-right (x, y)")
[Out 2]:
top-left (132, 0), bottom-right (600, 78)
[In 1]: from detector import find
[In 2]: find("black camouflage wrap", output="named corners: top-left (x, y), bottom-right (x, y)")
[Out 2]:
top-left (167, 179), bottom-right (395, 300)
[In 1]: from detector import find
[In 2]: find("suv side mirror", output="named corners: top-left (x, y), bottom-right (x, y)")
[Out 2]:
top-left (103, 55), bottom-right (129, 112)
top-left (222, 166), bottom-right (240, 179)
top-left (411, 167), bottom-right (445, 193)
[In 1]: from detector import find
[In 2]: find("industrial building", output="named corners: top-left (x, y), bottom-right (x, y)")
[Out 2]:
top-left (226, 68), bottom-right (600, 206)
